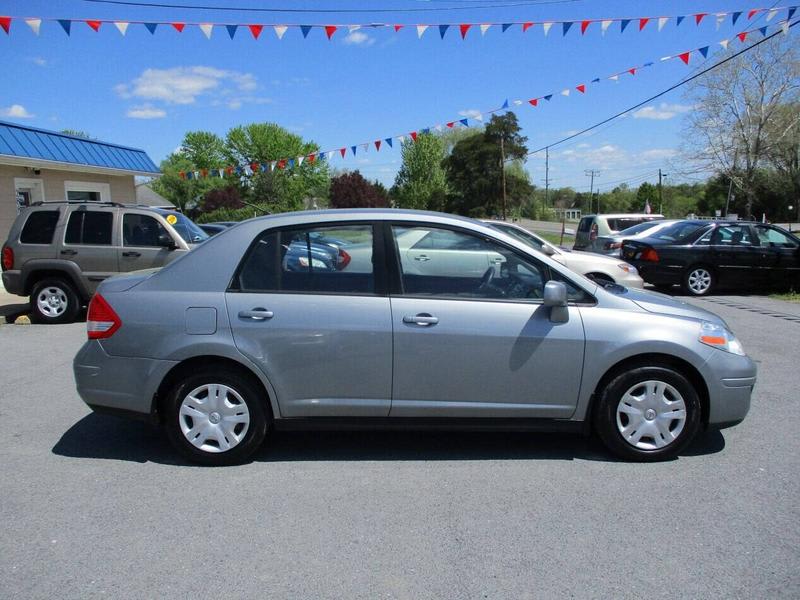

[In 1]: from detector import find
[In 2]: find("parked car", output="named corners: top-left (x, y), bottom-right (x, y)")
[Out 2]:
top-left (1, 201), bottom-right (207, 323)
top-left (73, 209), bottom-right (755, 465)
top-left (574, 213), bottom-right (665, 252)
top-left (482, 220), bottom-right (643, 287)
top-left (199, 223), bottom-right (230, 236)
top-left (622, 220), bottom-right (800, 295)
top-left (592, 220), bottom-right (680, 257)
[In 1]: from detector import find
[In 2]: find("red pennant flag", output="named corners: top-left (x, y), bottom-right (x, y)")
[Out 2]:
top-left (325, 25), bottom-right (337, 39)
top-left (638, 18), bottom-right (649, 31)
top-left (580, 20), bottom-right (591, 34)
top-left (394, 24), bottom-right (403, 32)
top-left (446, 122), bottom-right (455, 128)
top-left (86, 20), bottom-right (102, 32)
top-left (410, 132), bottom-right (418, 142)
top-left (529, 98), bottom-right (538, 107)
top-left (171, 22), bottom-right (185, 32)
top-left (460, 24), bottom-right (472, 39)
top-left (249, 162), bottom-right (259, 173)
top-left (374, 140), bottom-right (382, 151)
top-left (694, 13), bottom-right (707, 25)
top-left (522, 22), bottom-right (534, 33)
top-left (224, 166), bottom-right (233, 175)
top-left (248, 24), bottom-right (263, 39)
top-left (678, 51), bottom-right (691, 65)
top-left (307, 153), bottom-right (316, 164)
top-left (0, 16), bottom-right (11, 34)
top-left (201, 168), bottom-right (209, 178)
top-left (278, 159), bottom-right (287, 170)
top-left (179, 171), bottom-right (186, 180)
top-left (339, 148), bottom-right (346, 158)
top-left (576, 84), bottom-right (586, 93)
top-left (738, 31), bottom-right (748, 42)
top-left (747, 9), bottom-right (759, 19)
top-left (628, 67), bottom-right (637, 75)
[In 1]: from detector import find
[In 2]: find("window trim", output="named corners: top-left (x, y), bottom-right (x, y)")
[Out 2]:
top-left (121, 211), bottom-right (176, 249)
top-left (18, 209), bottom-right (61, 245)
top-left (61, 208), bottom-right (116, 247)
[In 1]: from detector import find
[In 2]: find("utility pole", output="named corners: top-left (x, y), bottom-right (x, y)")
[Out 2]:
top-left (658, 169), bottom-right (668, 214)
top-left (545, 146), bottom-right (550, 212)
top-left (500, 135), bottom-right (507, 220)
top-left (585, 169), bottom-right (600, 213)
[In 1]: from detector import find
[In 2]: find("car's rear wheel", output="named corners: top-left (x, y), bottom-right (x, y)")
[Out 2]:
top-left (594, 365), bottom-right (701, 461)
top-left (683, 265), bottom-right (715, 296)
top-left (30, 278), bottom-right (80, 324)
top-left (164, 367), bottom-right (269, 466)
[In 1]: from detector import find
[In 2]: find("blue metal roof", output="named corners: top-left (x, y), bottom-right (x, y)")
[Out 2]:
top-left (0, 120), bottom-right (160, 174)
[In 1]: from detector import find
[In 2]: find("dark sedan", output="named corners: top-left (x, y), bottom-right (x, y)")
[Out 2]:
top-left (622, 220), bottom-right (800, 296)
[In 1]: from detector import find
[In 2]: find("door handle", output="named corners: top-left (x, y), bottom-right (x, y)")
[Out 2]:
top-left (60, 249), bottom-right (77, 256)
top-left (122, 251), bottom-right (142, 258)
top-left (403, 314), bottom-right (439, 326)
top-left (414, 255), bottom-right (431, 262)
top-left (238, 308), bottom-right (274, 321)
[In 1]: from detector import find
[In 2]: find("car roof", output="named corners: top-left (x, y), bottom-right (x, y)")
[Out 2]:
top-left (584, 213), bottom-right (666, 219)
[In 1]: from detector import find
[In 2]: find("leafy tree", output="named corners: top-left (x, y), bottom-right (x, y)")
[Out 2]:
top-left (180, 131), bottom-right (226, 169)
top-left (393, 132), bottom-right (448, 211)
top-left (60, 129), bottom-right (94, 139)
top-left (202, 186), bottom-right (243, 213)
top-left (150, 152), bottom-right (222, 213)
top-left (636, 182), bottom-right (658, 212)
top-left (329, 171), bottom-right (389, 208)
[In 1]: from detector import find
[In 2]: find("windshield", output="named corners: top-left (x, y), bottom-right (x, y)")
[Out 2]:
top-left (166, 212), bottom-right (209, 244)
top-left (617, 221), bottom-right (666, 236)
top-left (650, 221), bottom-right (706, 242)
top-left (491, 224), bottom-right (547, 250)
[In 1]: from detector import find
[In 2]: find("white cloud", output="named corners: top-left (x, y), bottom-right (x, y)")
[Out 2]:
top-left (641, 148), bottom-right (678, 160)
top-left (210, 96), bottom-right (272, 110)
top-left (1, 104), bottom-right (35, 118)
top-left (343, 31), bottom-right (375, 46)
top-left (31, 57), bottom-right (47, 67)
top-left (633, 103), bottom-right (693, 120)
top-left (126, 104), bottom-right (167, 119)
top-left (459, 108), bottom-right (482, 120)
top-left (116, 66), bottom-right (258, 105)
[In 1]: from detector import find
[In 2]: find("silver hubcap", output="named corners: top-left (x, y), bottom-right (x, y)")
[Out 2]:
top-left (36, 286), bottom-right (68, 317)
top-left (179, 384), bottom-right (250, 453)
top-left (616, 380), bottom-right (687, 450)
top-left (687, 269), bottom-right (711, 294)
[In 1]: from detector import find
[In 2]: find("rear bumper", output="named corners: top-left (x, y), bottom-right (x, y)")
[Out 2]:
top-left (1, 271), bottom-right (23, 296)
top-left (632, 263), bottom-right (683, 286)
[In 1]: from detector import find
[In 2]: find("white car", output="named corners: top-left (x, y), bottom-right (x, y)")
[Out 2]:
top-left (483, 220), bottom-right (644, 288)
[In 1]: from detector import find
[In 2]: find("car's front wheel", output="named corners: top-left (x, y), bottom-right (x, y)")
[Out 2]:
top-left (164, 367), bottom-right (269, 465)
top-left (30, 278), bottom-right (80, 324)
top-left (594, 365), bottom-right (701, 461)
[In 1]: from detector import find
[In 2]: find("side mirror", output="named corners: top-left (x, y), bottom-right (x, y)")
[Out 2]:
top-left (543, 280), bottom-right (569, 323)
top-left (158, 234), bottom-right (177, 250)
top-left (542, 245), bottom-right (555, 256)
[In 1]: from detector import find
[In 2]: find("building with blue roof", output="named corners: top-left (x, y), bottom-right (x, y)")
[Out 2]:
top-left (0, 119), bottom-right (161, 242)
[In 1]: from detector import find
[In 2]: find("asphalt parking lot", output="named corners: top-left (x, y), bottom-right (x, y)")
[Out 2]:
top-left (1, 295), bottom-right (798, 599)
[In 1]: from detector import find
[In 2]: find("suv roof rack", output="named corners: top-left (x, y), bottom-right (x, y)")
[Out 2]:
top-left (30, 200), bottom-right (128, 208)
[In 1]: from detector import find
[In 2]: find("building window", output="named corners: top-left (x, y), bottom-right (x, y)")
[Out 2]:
top-left (67, 190), bottom-right (101, 202)
top-left (63, 181), bottom-right (111, 203)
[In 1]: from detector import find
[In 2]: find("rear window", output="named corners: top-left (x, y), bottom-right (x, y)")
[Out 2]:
top-left (651, 222), bottom-right (706, 242)
top-left (606, 218), bottom-right (658, 232)
top-left (20, 210), bottom-right (60, 244)
top-left (617, 221), bottom-right (664, 236)
top-left (577, 217), bottom-right (592, 233)
top-left (65, 211), bottom-right (113, 245)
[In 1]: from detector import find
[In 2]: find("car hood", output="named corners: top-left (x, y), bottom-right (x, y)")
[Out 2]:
top-left (622, 287), bottom-right (727, 326)
top-left (99, 268), bottom-right (160, 293)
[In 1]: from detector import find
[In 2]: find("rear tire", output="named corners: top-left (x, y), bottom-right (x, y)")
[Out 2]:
top-left (683, 265), bottom-right (715, 296)
top-left (30, 278), bottom-right (80, 324)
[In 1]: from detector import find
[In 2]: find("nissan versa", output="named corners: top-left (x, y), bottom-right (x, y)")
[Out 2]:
top-left (73, 210), bottom-right (756, 465)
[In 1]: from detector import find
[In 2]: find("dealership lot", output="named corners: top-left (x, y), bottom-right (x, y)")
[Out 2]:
top-left (1, 296), bottom-right (798, 599)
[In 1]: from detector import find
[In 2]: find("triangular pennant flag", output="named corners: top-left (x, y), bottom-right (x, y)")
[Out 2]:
top-left (767, 9), bottom-right (778, 22)
top-left (591, 77), bottom-right (601, 82)
top-left (601, 20), bottom-right (612, 34)
top-left (480, 24), bottom-right (491, 35)
top-left (759, 26), bottom-right (768, 37)
top-left (179, 171), bottom-right (186, 180)
top-left (339, 148), bottom-right (346, 158)
top-left (580, 20), bottom-right (591, 34)
top-left (145, 22), bottom-right (158, 34)
top-left (782, 20), bottom-right (791, 35)
top-left (788, 8), bottom-right (797, 21)
top-left (417, 25), bottom-right (428, 38)
top-left (25, 18), bottom-right (41, 35)
top-left (410, 132), bottom-right (418, 142)
top-left (0, 16), bottom-right (10, 34)
top-left (562, 21), bottom-right (573, 36)
top-left (737, 31), bottom-right (748, 42)
top-left (397, 135), bottom-right (406, 144)
top-left (439, 24), bottom-right (450, 39)
top-left (658, 17), bottom-right (668, 31)
top-left (522, 22), bottom-right (534, 33)
top-left (274, 25), bottom-right (288, 39)
top-left (501, 23), bottom-right (513, 33)
top-left (660, 55), bottom-right (672, 61)
top-left (716, 14), bottom-right (726, 30)
top-left (360, 143), bottom-right (369, 152)
top-left (459, 24), bottom-right (471, 39)
top-left (676, 16), bottom-right (685, 26)
top-left (199, 23), bottom-right (213, 38)
top-left (268, 161), bottom-right (276, 172)
top-left (421, 128), bottom-right (430, 134)
top-left (385, 138), bottom-right (393, 148)
top-left (576, 84), bottom-right (586, 93)
top-left (297, 156), bottom-right (305, 166)
top-left (393, 25), bottom-right (404, 32)
top-left (474, 114), bottom-right (483, 121)
top-left (307, 153), bottom-right (316, 164)
top-left (201, 168), bottom-right (209, 178)
top-left (348, 25), bottom-right (361, 32)
top-left (720, 39), bottom-right (730, 49)
top-left (374, 140), bottom-right (382, 151)
top-left (628, 67), bottom-right (637, 75)
top-left (259, 164), bottom-right (266, 173)
top-left (699, 46), bottom-right (709, 58)
top-left (561, 89), bottom-right (570, 96)
top-left (278, 159), bottom-right (287, 170)
top-left (185, 171), bottom-right (193, 180)
top-left (639, 18), bottom-right (649, 31)
top-left (226, 25), bottom-right (238, 39)
top-left (620, 19), bottom-right (631, 33)
top-left (543, 94), bottom-right (553, 101)
top-left (748, 9), bottom-right (760, 20)
top-left (609, 75), bottom-right (619, 81)
top-left (300, 25), bottom-right (313, 38)
top-left (325, 25), bottom-right (337, 40)
top-left (529, 98), bottom-right (538, 106)
top-left (325, 151), bottom-right (334, 161)
top-left (678, 51), bottom-right (691, 65)
top-left (459, 118), bottom-right (469, 126)
top-left (86, 20), bottom-right (102, 32)
top-left (435, 124), bottom-right (443, 131)
top-left (58, 19), bottom-right (72, 35)
top-left (171, 22), bottom-right (185, 32)
top-left (542, 22), bottom-right (553, 36)
top-left (512, 100), bottom-right (522, 106)
top-left (114, 21), bottom-right (129, 35)
top-left (446, 122), bottom-right (455, 128)
top-left (732, 12), bottom-right (742, 25)
top-left (694, 13), bottom-right (707, 25)
top-left (248, 24), bottom-right (263, 39)
top-left (501, 99), bottom-right (509, 109)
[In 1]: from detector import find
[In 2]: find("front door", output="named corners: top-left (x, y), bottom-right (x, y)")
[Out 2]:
top-left (118, 212), bottom-right (181, 272)
top-left (707, 224), bottom-right (765, 287)
top-left (388, 224), bottom-right (586, 419)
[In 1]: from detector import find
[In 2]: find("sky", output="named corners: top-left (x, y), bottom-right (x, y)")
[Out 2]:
top-left (0, 0), bottom-right (794, 194)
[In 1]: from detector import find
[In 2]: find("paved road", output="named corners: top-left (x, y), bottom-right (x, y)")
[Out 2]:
top-left (1, 296), bottom-right (798, 599)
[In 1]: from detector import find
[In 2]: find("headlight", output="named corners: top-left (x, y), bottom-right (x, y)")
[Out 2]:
top-left (616, 263), bottom-right (638, 275)
top-left (699, 321), bottom-right (745, 355)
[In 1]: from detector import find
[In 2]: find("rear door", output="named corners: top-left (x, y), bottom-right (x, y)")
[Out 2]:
top-left (118, 211), bottom-right (183, 272)
top-left (753, 225), bottom-right (800, 288)
top-left (61, 207), bottom-right (118, 292)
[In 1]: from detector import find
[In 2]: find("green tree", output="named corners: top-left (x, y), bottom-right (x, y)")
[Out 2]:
top-left (393, 132), bottom-right (448, 211)
top-left (180, 131), bottom-right (226, 169)
top-left (636, 182), bottom-right (658, 212)
top-left (329, 171), bottom-right (389, 208)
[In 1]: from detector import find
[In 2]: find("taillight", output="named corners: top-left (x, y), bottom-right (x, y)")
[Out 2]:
top-left (1, 245), bottom-right (13, 271)
top-left (336, 248), bottom-right (351, 270)
top-left (87, 293), bottom-right (122, 339)
top-left (640, 248), bottom-right (659, 262)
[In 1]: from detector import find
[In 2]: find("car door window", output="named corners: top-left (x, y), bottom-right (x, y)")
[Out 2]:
top-left (755, 226), bottom-right (799, 248)
top-left (64, 211), bottom-right (113, 245)
top-left (20, 210), bottom-right (59, 244)
top-left (123, 214), bottom-right (170, 247)
top-left (235, 224), bottom-right (374, 294)
top-left (710, 225), bottom-right (755, 246)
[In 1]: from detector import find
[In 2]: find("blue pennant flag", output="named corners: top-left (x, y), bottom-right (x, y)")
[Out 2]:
top-left (235, 166), bottom-right (242, 175)
top-left (58, 19), bottom-right (72, 35)
top-left (210, 169), bottom-right (218, 177)
top-left (543, 94), bottom-right (553, 101)
top-left (186, 171), bottom-right (193, 180)
top-left (563, 21), bottom-right (573, 36)
top-left (789, 7), bottom-right (797, 21)
top-left (620, 19), bottom-right (631, 33)
top-left (385, 138), bottom-right (393, 148)
top-left (226, 25), bottom-right (238, 39)
top-left (676, 16), bottom-right (685, 26)
top-left (591, 77), bottom-right (600, 83)
top-left (459, 118), bottom-right (468, 126)
top-left (698, 46), bottom-right (709, 58)
top-left (731, 11), bottom-right (742, 25)
top-left (501, 23), bottom-right (513, 32)
top-left (144, 23), bottom-right (158, 34)
top-left (300, 25), bottom-right (312, 38)
top-left (501, 99), bottom-right (509, 109)
top-left (260, 164), bottom-right (268, 172)
top-left (421, 128), bottom-right (430, 134)
top-left (288, 158), bottom-right (295, 169)
top-left (318, 152), bottom-right (327, 161)
top-left (643, 61), bottom-right (654, 67)
top-left (351, 145), bottom-right (357, 156)
top-left (759, 26), bottom-right (768, 36)
top-left (439, 24), bottom-right (450, 39)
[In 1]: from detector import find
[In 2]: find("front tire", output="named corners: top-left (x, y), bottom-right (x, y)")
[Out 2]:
top-left (30, 278), bottom-right (80, 324)
top-left (683, 265), bottom-right (715, 296)
top-left (594, 365), bottom-right (701, 461)
top-left (164, 367), bottom-right (269, 466)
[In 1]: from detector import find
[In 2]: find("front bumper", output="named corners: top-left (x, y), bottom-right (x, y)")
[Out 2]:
top-left (703, 349), bottom-right (757, 428)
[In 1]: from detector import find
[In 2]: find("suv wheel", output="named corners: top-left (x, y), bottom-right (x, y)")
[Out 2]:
top-left (30, 278), bottom-right (80, 324)
top-left (164, 367), bottom-right (269, 466)
top-left (594, 365), bottom-right (701, 461)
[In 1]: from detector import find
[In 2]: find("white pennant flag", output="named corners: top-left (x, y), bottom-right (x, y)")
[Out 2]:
top-left (25, 18), bottom-right (41, 35)
top-left (660, 55), bottom-right (672, 61)
top-left (360, 143), bottom-right (369, 153)
top-left (199, 23), bottom-right (213, 39)
top-left (781, 21), bottom-right (790, 35)
top-left (716, 14), bottom-right (726, 30)
top-left (397, 135), bottom-right (406, 144)
top-left (416, 25), bottom-right (429, 38)
top-left (719, 39), bottom-right (729, 49)
top-left (269, 162), bottom-right (276, 172)
top-left (513, 100), bottom-right (523, 106)
top-left (657, 17), bottom-right (668, 31)
top-left (114, 21), bottom-right (129, 35)
top-left (435, 124), bottom-right (443, 131)
top-left (473, 114), bottom-right (483, 122)
top-left (348, 25), bottom-right (361, 32)
top-left (600, 20), bottom-right (612, 35)
top-left (274, 25), bottom-right (288, 39)
top-left (767, 9), bottom-right (778, 22)
top-left (609, 74), bottom-right (619, 81)
top-left (480, 24), bottom-right (491, 35)
top-left (297, 156), bottom-right (305, 166)
top-left (542, 22), bottom-right (553, 36)
top-left (561, 89), bottom-right (570, 96)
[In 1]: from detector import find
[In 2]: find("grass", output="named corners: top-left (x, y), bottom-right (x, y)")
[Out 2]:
top-left (770, 290), bottom-right (800, 303)
top-left (533, 230), bottom-right (572, 247)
